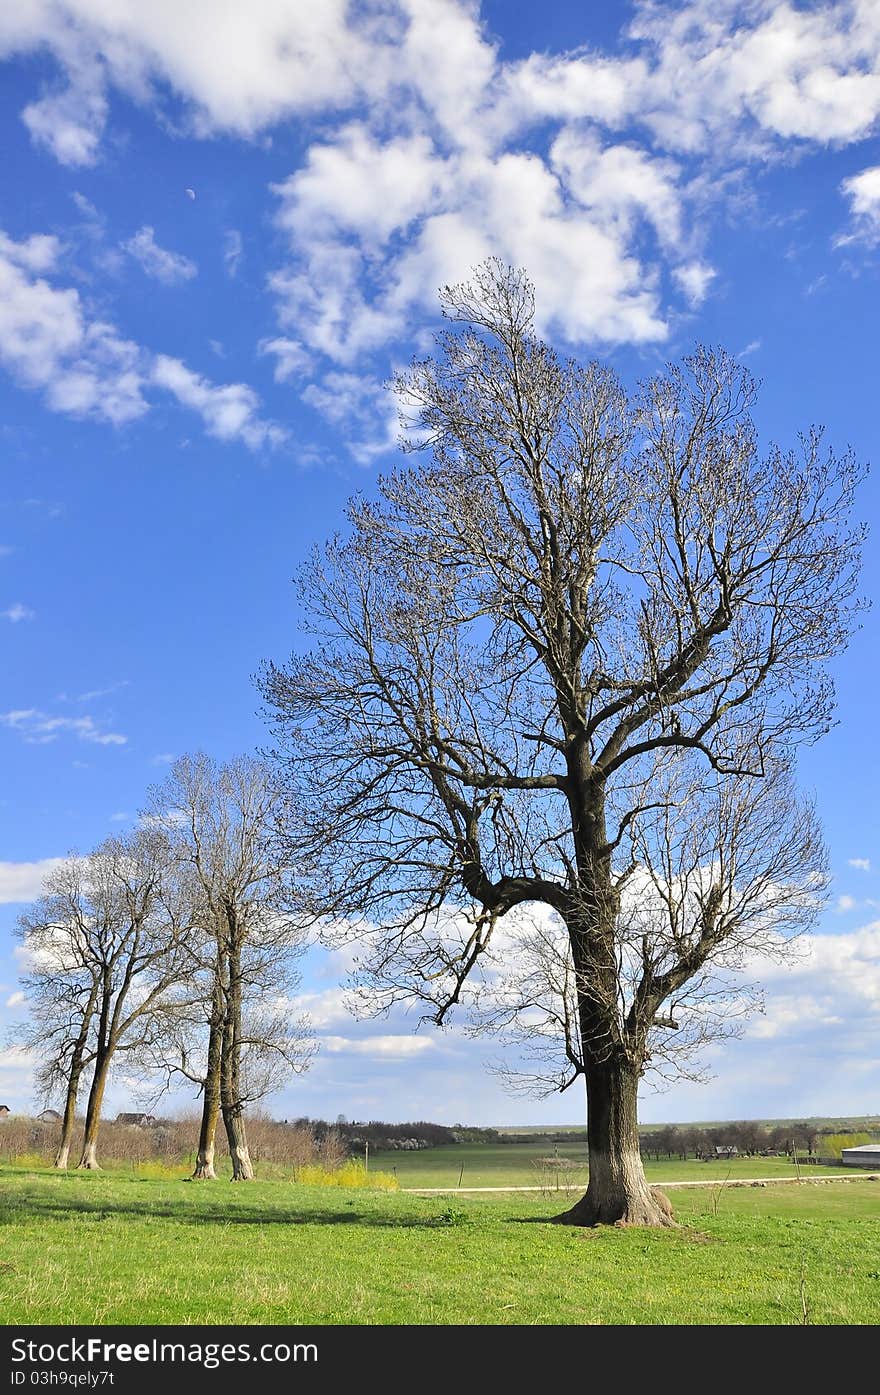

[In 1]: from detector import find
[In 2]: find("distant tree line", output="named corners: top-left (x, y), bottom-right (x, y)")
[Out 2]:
top-left (290, 1119), bottom-right (501, 1150)
top-left (637, 1121), bottom-right (866, 1160)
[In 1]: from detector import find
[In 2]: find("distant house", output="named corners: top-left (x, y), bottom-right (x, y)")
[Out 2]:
top-left (36, 1109), bottom-right (62, 1123)
top-left (841, 1143), bottom-right (880, 1168)
top-left (0, 1105), bottom-right (10, 1119)
top-left (115, 1112), bottom-right (158, 1127)
top-left (714, 1145), bottom-right (739, 1157)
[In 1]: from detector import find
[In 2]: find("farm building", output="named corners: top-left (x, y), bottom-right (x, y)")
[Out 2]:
top-left (841, 1143), bottom-right (880, 1168)
top-left (36, 1109), bottom-right (62, 1122)
top-left (115, 1112), bottom-right (158, 1127)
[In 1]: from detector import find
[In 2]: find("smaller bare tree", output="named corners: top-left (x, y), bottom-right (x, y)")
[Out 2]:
top-left (14, 861), bottom-right (103, 1168)
top-left (15, 830), bottom-right (195, 1170)
top-left (144, 753), bottom-right (313, 1180)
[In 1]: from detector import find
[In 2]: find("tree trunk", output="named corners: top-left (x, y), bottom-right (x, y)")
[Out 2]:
top-left (222, 1107), bottom-right (254, 1181)
top-left (192, 985), bottom-right (224, 1180)
top-left (553, 1058), bottom-right (675, 1227)
top-left (77, 1052), bottom-right (110, 1170)
top-left (54, 1057), bottom-right (85, 1169)
top-left (219, 925), bottom-right (254, 1180)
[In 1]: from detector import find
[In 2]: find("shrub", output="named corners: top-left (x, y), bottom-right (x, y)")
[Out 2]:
top-left (293, 1161), bottom-right (398, 1190)
top-left (820, 1132), bottom-right (873, 1161)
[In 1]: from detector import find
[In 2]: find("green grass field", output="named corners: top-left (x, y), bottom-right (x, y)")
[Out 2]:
top-left (370, 1142), bottom-right (808, 1188)
top-left (1, 1164), bottom-right (878, 1325)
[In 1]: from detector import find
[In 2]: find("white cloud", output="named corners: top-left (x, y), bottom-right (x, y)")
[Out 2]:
top-left (223, 229), bottom-right (242, 278)
top-left (502, 50), bottom-right (646, 129)
top-left (301, 372), bottom-right (400, 464)
top-left (837, 894), bottom-right (857, 912)
top-left (672, 261), bottom-right (717, 307)
top-left (0, 858), bottom-right (65, 904)
top-left (837, 165), bottom-right (880, 246)
top-left (2, 603), bottom-right (35, 623)
top-left (0, 228), bottom-right (283, 449)
top-left (0, 229), bottom-right (148, 424)
top-left (5, 1), bottom-right (880, 173)
top-left (849, 858), bottom-right (872, 873)
top-left (260, 337), bottom-right (312, 384)
top-left (122, 226), bottom-right (197, 284)
top-left (321, 1034), bottom-right (435, 1058)
top-left (743, 922), bottom-right (880, 1038)
top-left (628, 0), bottom-right (880, 153)
top-left (296, 988), bottom-right (353, 1030)
top-left (5, 991), bottom-right (25, 1008)
top-left (0, 230), bottom-right (61, 274)
top-left (71, 680), bottom-right (129, 703)
top-left (271, 137), bottom-right (672, 374)
top-left (71, 190), bottom-right (101, 223)
top-left (0, 708), bottom-right (127, 746)
top-left (0, 1), bottom-right (380, 140)
top-left (22, 77), bottom-right (107, 167)
top-left (151, 354), bottom-right (285, 451)
top-left (549, 130), bottom-right (683, 246)
top-left (4, 0), bottom-right (880, 471)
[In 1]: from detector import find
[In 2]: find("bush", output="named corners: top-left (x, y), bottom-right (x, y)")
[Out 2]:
top-left (293, 1161), bottom-right (398, 1190)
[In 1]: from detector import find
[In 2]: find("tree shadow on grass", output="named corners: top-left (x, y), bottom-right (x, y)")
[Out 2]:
top-left (2, 1192), bottom-right (466, 1230)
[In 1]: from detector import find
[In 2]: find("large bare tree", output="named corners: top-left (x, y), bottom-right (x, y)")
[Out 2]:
top-left (144, 753), bottom-right (312, 1180)
top-left (260, 261), bottom-right (864, 1226)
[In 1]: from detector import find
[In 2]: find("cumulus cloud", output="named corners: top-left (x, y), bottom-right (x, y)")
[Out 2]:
top-left (4, 0), bottom-right (880, 467)
top-left (5, 991), bottom-right (25, 1008)
top-left (22, 77), bottom-right (107, 166)
top-left (849, 858), bottom-right (871, 872)
top-left (0, 229), bottom-right (148, 424)
top-left (151, 355), bottom-right (285, 450)
top-left (0, 1), bottom-right (378, 139)
top-left (742, 922), bottom-right (880, 1041)
top-left (0, 708), bottom-right (127, 746)
top-left (0, 858), bottom-right (65, 904)
top-left (0, 227), bottom-right (282, 449)
top-left (122, 226), bottom-right (197, 284)
top-left (836, 165), bottom-right (880, 246)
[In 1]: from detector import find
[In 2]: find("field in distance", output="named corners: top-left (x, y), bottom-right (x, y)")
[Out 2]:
top-left (495, 1115), bottom-right (880, 1135)
top-left (369, 1143), bottom-right (810, 1190)
top-left (1, 1164), bottom-right (878, 1326)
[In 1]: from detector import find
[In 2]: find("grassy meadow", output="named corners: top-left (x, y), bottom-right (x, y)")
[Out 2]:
top-left (1, 1162), bottom-right (878, 1325)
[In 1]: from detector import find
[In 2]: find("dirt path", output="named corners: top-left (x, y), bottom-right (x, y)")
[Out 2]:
top-left (406, 1173), bottom-right (876, 1194)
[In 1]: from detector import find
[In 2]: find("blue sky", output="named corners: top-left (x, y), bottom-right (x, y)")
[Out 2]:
top-left (1, 0), bottom-right (879, 1127)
